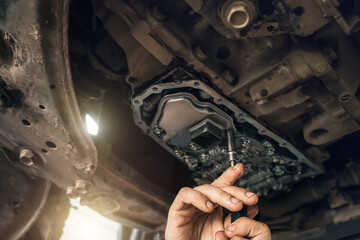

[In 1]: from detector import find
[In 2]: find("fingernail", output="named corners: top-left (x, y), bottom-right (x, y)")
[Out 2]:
top-left (232, 163), bottom-right (239, 170)
top-left (230, 197), bottom-right (239, 204)
top-left (226, 224), bottom-right (236, 232)
top-left (245, 191), bottom-right (256, 198)
top-left (206, 201), bottom-right (213, 209)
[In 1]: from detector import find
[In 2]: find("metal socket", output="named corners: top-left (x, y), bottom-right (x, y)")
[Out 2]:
top-left (220, 0), bottom-right (257, 29)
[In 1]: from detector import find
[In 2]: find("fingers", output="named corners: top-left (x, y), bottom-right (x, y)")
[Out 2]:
top-left (194, 184), bottom-right (243, 212)
top-left (247, 205), bottom-right (259, 219)
top-left (225, 217), bottom-right (271, 240)
top-left (215, 231), bottom-right (228, 240)
top-left (170, 187), bottom-right (214, 213)
top-left (212, 163), bottom-right (244, 187)
top-left (231, 237), bottom-right (247, 240)
top-left (221, 186), bottom-right (258, 206)
top-left (223, 205), bottom-right (258, 228)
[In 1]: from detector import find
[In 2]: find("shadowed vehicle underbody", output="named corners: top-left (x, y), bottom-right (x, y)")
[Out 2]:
top-left (1, 0), bottom-right (360, 239)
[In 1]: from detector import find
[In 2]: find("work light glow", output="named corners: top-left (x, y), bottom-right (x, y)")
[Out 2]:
top-left (60, 198), bottom-right (121, 240)
top-left (86, 114), bottom-right (99, 136)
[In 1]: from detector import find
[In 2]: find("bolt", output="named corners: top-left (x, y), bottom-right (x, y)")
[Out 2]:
top-left (175, 150), bottom-right (184, 158)
top-left (66, 187), bottom-right (77, 199)
top-left (19, 149), bottom-right (35, 166)
top-left (220, 147), bottom-right (228, 154)
top-left (190, 143), bottom-right (200, 150)
top-left (154, 127), bottom-right (163, 135)
top-left (220, 0), bottom-right (256, 29)
top-left (223, 69), bottom-right (237, 84)
top-left (193, 46), bottom-right (208, 61)
top-left (274, 166), bottom-right (284, 176)
top-left (75, 180), bottom-right (91, 195)
top-left (185, 156), bottom-right (198, 171)
top-left (200, 154), bottom-right (211, 166)
top-left (200, 154), bottom-right (209, 161)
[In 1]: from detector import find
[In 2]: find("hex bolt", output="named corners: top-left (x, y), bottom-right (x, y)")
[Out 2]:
top-left (220, 0), bottom-right (257, 29)
top-left (66, 187), bottom-right (77, 199)
top-left (19, 149), bottom-right (35, 166)
top-left (193, 46), bottom-right (208, 61)
top-left (75, 180), bottom-right (91, 195)
top-left (154, 126), bottom-right (163, 136)
top-left (190, 143), bottom-right (200, 151)
top-left (223, 69), bottom-right (237, 84)
top-left (175, 150), bottom-right (184, 158)
top-left (200, 154), bottom-right (209, 162)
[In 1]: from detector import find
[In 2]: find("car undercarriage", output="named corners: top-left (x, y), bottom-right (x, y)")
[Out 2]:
top-left (1, 0), bottom-right (360, 239)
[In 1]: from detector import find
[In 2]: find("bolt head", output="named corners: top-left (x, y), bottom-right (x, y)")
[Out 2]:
top-left (66, 187), bottom-right (77, 199)
top-left (194, 46), bottom-right (208, 61)
top-left (190, 143), bottom-right (200, 150)
top-left (19, 149), bottom-right (35, 166)
top-left (75, 180), bottom-right (91, 195)
top-left (221, 0), bottom-right (256, 29)
top-left (154, 127), bottom-right (162, 135)
top-left (200, 154), bottom-right (209, 161)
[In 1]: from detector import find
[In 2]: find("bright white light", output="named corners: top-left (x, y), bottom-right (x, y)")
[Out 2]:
top-left (60, 198), bottom-right (121, 240)
top-left (86, 114), bottom-right (99, 136)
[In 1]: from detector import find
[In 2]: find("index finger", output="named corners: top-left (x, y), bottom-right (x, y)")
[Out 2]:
top-left (212, 163), bottom-right (244, 187)
top-left (170, 187), bottom-right (214, 214)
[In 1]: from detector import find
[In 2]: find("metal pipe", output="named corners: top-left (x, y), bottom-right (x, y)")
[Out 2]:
top-left (226, 129), bottom-right (237, 166)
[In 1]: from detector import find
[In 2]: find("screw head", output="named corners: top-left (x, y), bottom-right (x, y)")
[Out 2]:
top-left (200, 154), bottom-right (209, 161)
top-left (193, 46), bottom-right (208, 61)
top-left (19, 149), bottom-right (35, 166)
top-left (154, 127), bottom-right (163, 135)
top-left (75, 180), bottom-right (91, 195)
top-left (175, 150), bottom-right (184, 158)
top-left (66, 187), bottom-right (77, 199)
top-left (190, 143), bottom-right (200, 150)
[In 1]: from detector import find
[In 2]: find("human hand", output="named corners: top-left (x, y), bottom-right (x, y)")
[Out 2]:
top-left (165, 163), bottom-right (271, 240)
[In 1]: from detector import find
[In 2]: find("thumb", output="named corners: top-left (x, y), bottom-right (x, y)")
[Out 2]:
top-left (215, 231), bottom-right (228, 240)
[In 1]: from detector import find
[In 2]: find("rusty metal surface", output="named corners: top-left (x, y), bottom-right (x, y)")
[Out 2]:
top-left (95, 0), bottom-right (360, 151)
top-left (0, 0), bottom-right (174, 231)
top-left (0, 150), bottom-right (51, 240)
top-left (88, 0), bottom-right (360, 236)
top-left (82, 139), bottom-right (173, 230)
top-left (1, 0), bottom-right (360, 238)
top-left (0, 0), bottom-right (97, 190)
